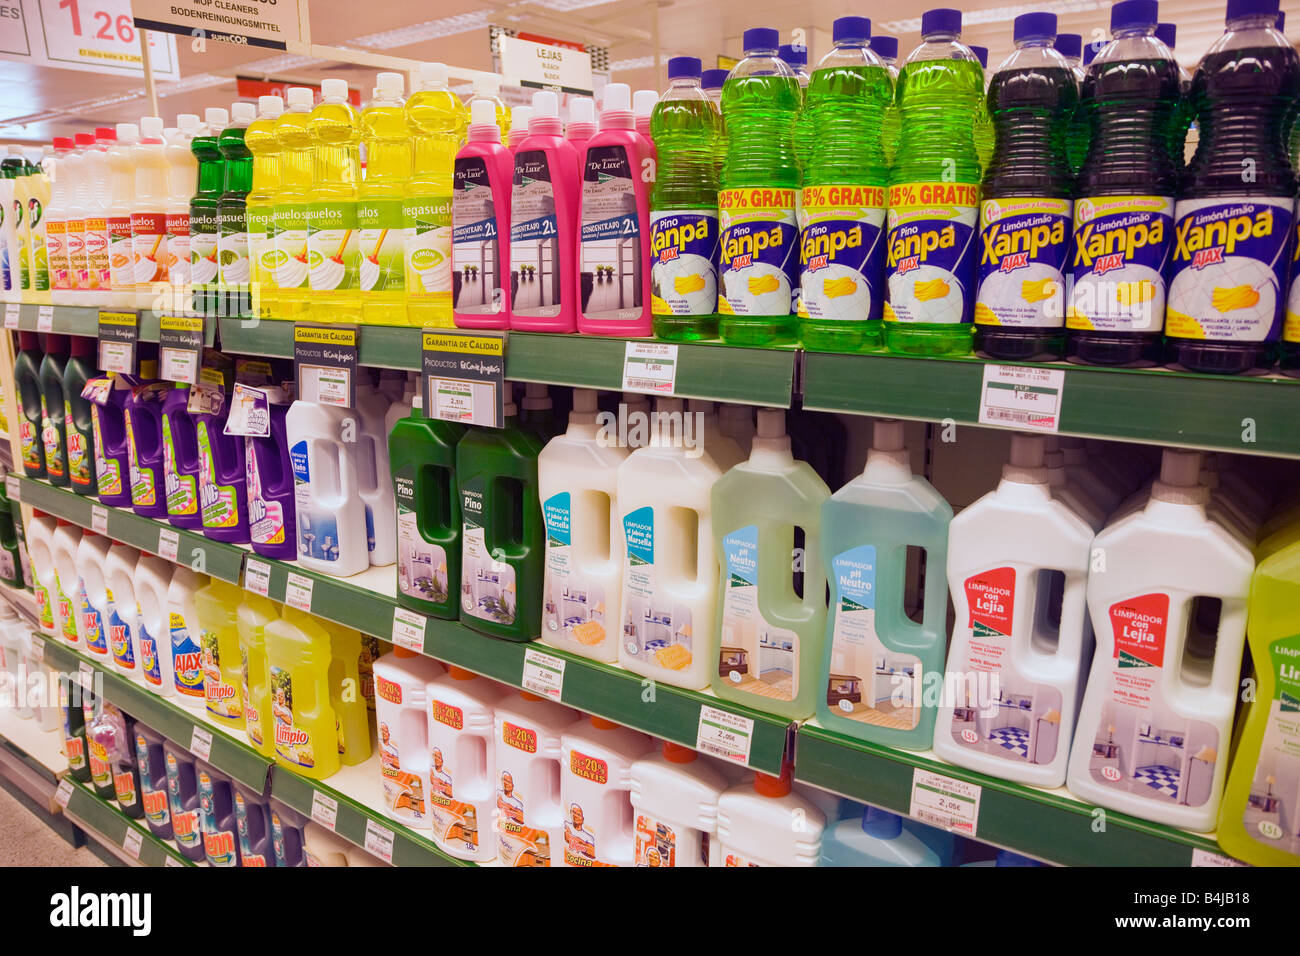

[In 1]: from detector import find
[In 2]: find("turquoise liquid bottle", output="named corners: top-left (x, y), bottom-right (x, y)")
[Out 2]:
top-left (650, 56), bottom-right (723, 341)
top-left (884, 8), bottom-right (983, 356)
top-left (718, 27), bottom-right (802, 345)
top-left (798, 16), bottom-right (892, 353)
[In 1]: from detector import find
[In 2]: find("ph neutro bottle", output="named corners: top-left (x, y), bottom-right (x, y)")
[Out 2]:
top-left (452, 98), bottom-right (514, 327)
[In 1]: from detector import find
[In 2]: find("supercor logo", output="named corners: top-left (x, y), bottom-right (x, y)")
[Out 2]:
top-left (1173, 204), bottom-right (1276, 268)
top-left (50, 886), bottom-right (151, 936)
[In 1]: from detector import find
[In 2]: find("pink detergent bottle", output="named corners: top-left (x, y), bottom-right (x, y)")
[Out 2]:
top-left (509, 90), bottom-right (579, 333)
top-left (565, 97), bottom-right (597, 164)
top-left (576, 83), bottom-right (654, 336)
top-left (453, 98), bottom-right (513, 329)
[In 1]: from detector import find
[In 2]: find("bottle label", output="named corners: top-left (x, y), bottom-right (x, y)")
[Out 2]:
top-left (378, 699), bottom-right (427, 823)
top-left (1165, 196), bottom-right (1293, 343)
top-left (1084, 593), bottom-right (1220, 808)
top-left (650, 210), bottom-right (718, 316)
top-left (1286, 220), bottom-right (1300, 343)
top-left (246, 440), bottom-right (286, 546)
top-left (125, 407), bottom-right (157, 507)
top-left (404, 195), bottom-right (452, 298)
top-left (635, 813), bottom-right (701, 867)
top-left (461, 484), bottom-right (516, 625)
top-left (218, 209), bottom-right (250, 288)
top-left (197, 420), bottom-right (238, 528)
top-left (139, 623), bottom-right (162, 686)
top-left (85, 216), bottom-right (110, 291)
top-left (41, 395), bottom-right (65, 479)
top-left (47, 219), bottom-right (68, 290)
top-left (35, 581), bottom-right (53, 631)
top-left (717, 525), bottom-right (798, 702)
top-left (201, 627), bottom-right (242, 720)
top-left (621, 505), bottom-right (694, 673)
top-left (31, 194), bottom-right (49, 291)
top-left (109, 601), bottom-right (135, 671)
top-left (270, 666), bottom-right (316, 767)
top-left (171, 610), bottom-right (203, 700)
top-left (579, 145), bottom-right (643, 322)
top-left (113, 770), bottom-right (137, 807)
top-left (510, 150), bottom-right (562, 318)
top-left (166, 212), bottom-right (191, 289)
top-left (306, 201), bottom-right (359, 291)
top-left (272, 205), bottom-right (309, 290)
top-left (825, 545), bottom-right (921, 730)
top-left (884, 182), bottom-right (980, 324)
top-left (130, 211), bottom-right (169, 285)
top-left (360, 634), bottom-right (378, 711)
top-left (975, 197), bottom-right (1071, 329)
top-left (64, 398), bottom-right (91, 488)
top-left (453, 157), bottom-right (504, 314)
top-left (20, 410), bottom-right (42, 473)
top-left (162, 412), bottom-right (197, 517)
top-left (66, 221), bottom-right (87, 289)
top-left (108, 214), bottom-right (134, 290)
top-left (427, 707), bottom-right (483, 852)
top-left (92, 406), bottom-right (122, 497)
top-left (165, 753), bottom-right (200, 848)
top-left (358, 197), bottom-right (407, 293)
top-left (89, 740), bottom-right (111, 786)
top-left (190, 210), bottom-right (220, 287)
top-left (542, 491), bottom-right (607, 649)
top-left (394, 469), bottom-right (449, 606)
top-left (55, 576), bottom-right (77, 643)
top-left (1239, 633), bottom-right (1300, 852)
top-left (717, 187), bottom-right (799, 316)
top-left (79, 585), bottom-right (108, 655)
top-left (797, 185), bottom-right (886, 324)
top-left (1066, 195), bottom-right (1174, 333)
top-left (247, 206), bottom-right (277, 294)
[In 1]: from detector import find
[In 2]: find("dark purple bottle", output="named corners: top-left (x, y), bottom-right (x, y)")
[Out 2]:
top-left (161, 386), bottom-right (203, 529)
top-left (246, 401), bottom-right (296, 559)
top-left (194, 398), bottom-right (250, 544)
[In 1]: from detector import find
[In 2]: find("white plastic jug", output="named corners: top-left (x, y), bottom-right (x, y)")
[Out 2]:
top-left (286, 400), bottom-right (370, 577)
top-left (75, 532), bottom-right (113, 660)
top-left (630, 740), bottom-right (729, 866)
top-left (373, 646), bottom-right (444, 829)
top-left (558, 715), bottom-right (651, 867)
top-left (104, 542), bottom-right (145, 682)
top-left (716, 768), bottom-right (824, 867)
top-left (355, 385), bottom-right (396, 567)
top-left (933, 435), bottom-right (1095, 788)
top-left (1067, 449), bottom-right (1255, 831)
top-left (687, 400), bottom-right (744, 471)
top-left (50, 520), bottom-right (84, 647)
top-left (1044, 449), bottom-right (1105, 531)
top-left (539, 388), bottom-right (628, 663)
top-left (303, 821), bottom-right (352, 866)
top-left (0, 602), bottom-right (29, 719)
top-left (166, 566), bottom-right (207, 710)
top-left (133, 554), bottom-right (176, 697)
top-left (493, 691), bottom-right (577, 866)
top-left (26, 513), bottom-right (59, 637)
top-left (426, 665), bottom-right (505, 862)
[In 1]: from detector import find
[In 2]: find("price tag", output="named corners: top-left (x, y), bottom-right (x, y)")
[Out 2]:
top-left (521, 647), bottom-right (566, 702)
top-left (285, 572), bottom-right (313, 612)
top-left (294, 325), bottom-right (359, 408)
top-left (164, 855), bottom-right (185, 867)
top-left (97, 311), bottom-right (139, 375)
top-left (158, 529), bottom-right (179, 562)
top-left (189, 726), bottom-right (213, 761)
top-left (4, 303), bottom-right (19, 329)
top-left (37, 305), bottom-right (54, 332)
top-left (1191, 848), bottom-right (1247, 867)
top-left (158, 315), bottom-right (205, 385)
top-left (30, 636), bottom-right (44, 664)
top-left (244, 559), bottom-right (272, 596)
top-left (310, 790), bottom-right (338, 831)
top-left (622, 341), bottom-right (679, 395)
top-left (91, 506), bottom-right (109, 535)
top-left (363, 818), bottom-right (395, 864)
top-left (5, 475), bottom-right (19, 502)
top-left (54, 778), bottom-right (75, 809)
top-left (122, 827), bottom-right (144, 859)
top-left (422, 329), bottom-right (507, 428)
top-left (695, 705), bottom-right (754, 765)
top-left (390, 608), bottom-right (426, 652)
top-left (978, 364), bottom-right (1065, 433)
top-left (910, 768), bottom-right (982, 836)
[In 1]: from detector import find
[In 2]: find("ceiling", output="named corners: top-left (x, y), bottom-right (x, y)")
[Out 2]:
top-left (0, 0), bottom-right (1291, 145)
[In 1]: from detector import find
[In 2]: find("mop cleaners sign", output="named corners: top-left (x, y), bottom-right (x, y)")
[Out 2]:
top-left (130, 0), bottom-right (302, 50)
top-left (0, 0), bottom-right (179, 78)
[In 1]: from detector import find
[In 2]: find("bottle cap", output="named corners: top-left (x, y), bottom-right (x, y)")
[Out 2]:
top-left (568, 97), bottom-right (595, 125)
top-left (1083, 41), bottom-right (1101, 65)
top-left (743, 27), bottom-right (780, 52)
top-left (1054, 32), bottom-right (1082, 57)
top-left (286, 87), bottom-right (315, 110)
top-left (531, 89), bottom-right (559, 119)
top-left (633, 89), bottom-right (658, 118)
top-left (1111, 0), bottom-right (1158, 31)
top-left (446, 665), bottom-right (476, 681)
top-left (868, 35), bottom-right (898, 60)
top-left (834, 16), bottom-right (872, 43)
top-left (778, 43), bottom-right (808, 67)
top-left (1278, 10), bottom-right (1287, 29)
top-left (667, 55), bottom-right (702, 79)
top-left (970, 44), bottom-right (989, 67)
top-left (52, 136), bottom-right (73, 150)
top-left (701, 68), bottom-right (729, 90)
top-left (512, 105), bottom-right (533, 132)
top-left (1004, 434), bottom-right (1048, 484)
top-left (755, 407), bottom-right (785, 439)
top-left (473, 73), bottom-right (501, 94)
top-left (873, 419), bottom-right (906, 451)
top-left (1152, 449), bottom-right (1210, 504)
top-left (522, 382), bottom-right (551, 409)
top-left (662, 740), bottom-right (697, 763)
top-left (321, 78), bottom-right (349, 102)
top-left (470, 98), bottom-right (498, 127)
top-left (376, 71), bottom-right (405, 97)
top-left (921, 8), bottom-right (962, 36)
top-left (95, 126), bottom-right (116, 141)
top-left (862, 805), bottom-right (904, 838)
top-left (418, 62), bottom-right (449, 90)
top-left (115, 123), bottom-right (138, 144)
top-left (139, 116), bottom-right (164, 139)
top-left (204, 107), bottom-right (229, 130)
top-left (503, 399), bottom-right (518, 417)
top-left (753, 763), bottom-right (793, 797)
top-left (1014, 12), bottom-right (1057, 41)
top-left (602, 82), bottom-right (631, 112)
top-left (230, 102), bottom-right (256, 125)
top-left (1227, 0), bottom-right (1278, 20)
top-left (570, 388), bottom-right (599, 424)
top-left (1155, 22), bottom-right (1176, 47)
top-left (393, 645), bottom-right (418, 659)
top-left (74, 133), bottom-right (95, 147)
top-left (590, 716), bottom-right (619, 730)
top-left (257, 95), bottom-right (284, 119)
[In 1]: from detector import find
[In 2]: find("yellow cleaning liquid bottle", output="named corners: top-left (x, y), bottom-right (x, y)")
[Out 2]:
top-left (359, 72), bottom-right (411, 327)
top-left (321, 617), bottom-right (372, 766)
top-left (470, 74), bottom-right (511, 142)
top-left (265, 605), bottom-right (342, 779)
top-left (1218, 538), bottom-right (1300, 866)
top-left (405, 62), bottom-right (466, 328)
top-left (273, 87), bottom-right (315, 321)
top-left (29, 148), bottom-right (52, 304)
top-left (307, 78), bottom-right (362, 324)
top-left (195, 578), bottom-right (245, 729)
top-left (237, 592), bottom-right (279, 758)
top-left (246, 94), bottom-right (283, 320)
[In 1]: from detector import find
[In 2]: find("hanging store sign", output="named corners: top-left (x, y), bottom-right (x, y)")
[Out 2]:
top-left (0, 0), bottom-right (179, 79)
top-left (498, 34), bottom-right (593, 95)
top-left (130, 0), bottom-right (302, 51)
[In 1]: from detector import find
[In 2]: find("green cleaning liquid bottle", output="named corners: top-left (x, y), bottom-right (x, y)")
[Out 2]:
top-left (190, 108), bottom-right (227, 318)
top-left (62, 335), bottom-right (97, 496)
top-left (798, 16), bottom-right (892, 353)
top-left (884, 8), bottom-right (983, 356)
top-left (217, 103), bottom-right (255, 318)
top-left (780, 43), bottom-right (812, 173)
top-left (456, 400), bottom-right (545, 642)
top-left (710, 408), bottom-right (830, 721)
top-left (360, 72), bottom-right (411, 327)
top-left (307, 79), bottom-right (362, 324)
top-left (718, 27), bottom-right (802, 345)
top-left (273, 88), bottom-right (315, 321)
top-left (246, 95), bottom-right (283, 321)
top-left (650, 56), bottom-right (723, 341)
top-left (868, 36), bottom-right (901, 166)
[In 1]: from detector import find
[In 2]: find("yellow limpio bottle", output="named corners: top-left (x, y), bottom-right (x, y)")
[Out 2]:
top-left (265, 605), bottom-right (342, 780)
top-left (405, 62), bottom-right (466, 328)
top-left (1217, 538), bottom-right (1300, 866)
top-left (246, 94), bottom-right (283, 320)
top-left (195, 578), bottom-right (245, 729)
top-left (321, 618), bottom-right (372, 766)
top-left (273, 87), bottom-right (315, 321)
top-left (307, 78), bottom-right (362, 324)
top-left (359, 71), bottom-right (411, 326)
top-left (237, 592), bottom-right (279, 759)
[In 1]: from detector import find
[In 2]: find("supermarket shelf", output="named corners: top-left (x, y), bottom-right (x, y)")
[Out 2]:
top-left (0, 707), bottom-right (68, 781)
top-left (61, 778), bottom-right (196, 866)
top-left (17, 477), bottom-right (245, 583)
top-left (802, 351), bottom-right (1300, 459)
top-left (794, 722), bottom-right (1231, 867)
top-left (15, 304), bottom-right (217, 345)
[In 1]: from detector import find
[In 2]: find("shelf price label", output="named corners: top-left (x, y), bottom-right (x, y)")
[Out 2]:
top-left (157, 528), bottom-right (179, 562)
top-left (4, 303), bottom-right (19, 329)
top-left (189, 726), bottom-right (213, 762)
top-left (91, 506), bottom-right (108, 535)
top-left (158, 315), bottom-right (205, 385)
top-left (54, 779), bottom-right (75, 809)
top-left (978, 364), bottom-right (1065, 434)
top-left (422, 330), bottom-right (507, 428)
top-left (364, 818), bottom-right (395, 864)
top-left (244, 559), bottom-right (272, 596)
top-left (521, 648), bottom-right (566, 702)
top-left (622, 341), bottom-right (679, 396)
top-left (97, 311), bottom-right (139, 375)
top-left (910, 768), bottom-right (982, 837)
top-left (1192, 849), bottom-right (1247, 867)
top-left (310, 790), bottom-right (338, 831)
top-left (164, 856), bottom-right (185, 867)
top-left (390, 608), bottom-right (426, 653)
top-left (695, 705), bottom-right (754, 765)
top-left (285, 572), bottom-right (313, 612)
top-left (294, 325), bottom-right (359, 408)
top-left (122, 827), bottom-right (144, 859)
top-left (37, 305), bottom-right (54, 332)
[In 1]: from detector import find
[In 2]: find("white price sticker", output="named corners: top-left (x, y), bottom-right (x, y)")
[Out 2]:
top-left (1191, 848), bottom-right (1247, 867)
top-left (695, 705), bottom-right (755, 765)
top-left (364, 818), bottom-right (395, 864)
top-left (910, 768), bottom-right (982, 836)
top-left (160, 347), bottom-right (198, 385)
top-left (621, 341), bottom-right (679, 395)
top-left (5, 475), bottom-right (19, 502)
top-left (189, 726), bottom-right (212, 761)
top-left (391, 608), bottom-right (426, 652)
top-left (30, 636), bottom-right (44, 664)
top-left (157, 529), bottom-right (179, 561)
top-left (521, 647), bottom-right (566, 702)
top-left (978, 364), bottom-right (1065, 433)
top-left (91, 506), bottom-right (109, 535)
top-left (285, 572), bottom-right (313, 612)
top-left (310, 790), bottom-right (338, 831)
top-left (54, 778), bottom-right (75, 809)
top-left (164, 855), bottom-right (185, 867)
top-left (37, 305), bottom-right (54, 332)
top-left (98, 341), bottom-right (134, 375)
top-left (122, 827), bottom-right (144, 859)
top-left (244, 559), bottom-right (271, 596)
top-left (4, 303), bottom-right (19, 329)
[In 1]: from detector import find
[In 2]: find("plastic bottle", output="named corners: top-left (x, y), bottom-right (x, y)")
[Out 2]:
top-left (44, 139), bottom-right (71, 299)
top-left (104, 541), bottom-right (143, 681)
top-left (453, 98), bottom-right (514, 327)
top-left (1067, 449), bottom-right (1255, 831)
top-left (508, 107), bottom-right (533, 152)
top-left (885, 8), bottom-right (983, 355)
top-left (405, 63), bottom-right (463, 329)
top-left (0, 149), bottom-right (19, 300)
top-left (358, 72), bottom-right (410, 327)
top-left (1157, 23), bottom-right (1193, 171)
top-left (233, 781), bottom-right (275, 866)
top-left (424, 666), bottom-right (503, 861)
top-left (372, 645), bottom-right (443, 827)
top-left (194, 390), bottom-right (250, 543)
top-left (270, 798), bottom-right (308, 866)
top-left (24, 152), bottom-right (52, 302)
top-left (933, 435), bottom-right (1094, 787)
top-left (1055, 33), bottom-right (1087, 86)
top-left (62, 336), bottom-right (97, 495)
top-left (510, 91), bottom-right (580, 332)
top-left (105, 124), bottom-right (138, 309)
top-left (14, 331), bottom-right (45, 477)
top-left (109, 709), bottom-right (145, 817)
top-left (820, 805), bottom-right (942, 866)
top-left (302, 821), bottom-right (351, 866)
top-left (265, 605), bottom-right (343, 779)
top-left (717, 765), bottom-right (824, 866)
top-left (134, 724), bottom-right (173, 840)
top-left (493, 691), bottom-right (578, 866)
top-left (131, 117), bottom-right (170, 311)
top-left (629, 740), bottom-right (728, 866)
top-left (86, 702), bottom-right (133, 806)
top-left (163, 738), bottom-right (204, 861)
top-left (1166, 0), bottom-right (1299, 374)
top-left (557, 715), bottom-right (650, 867)
top-left (718, 28), bottom-right (801, 344)
top-left (38, 334), bottom-right (69, 486)
top-left (286, 399), bottom-right (370, 576)
top-left (125, 382), bottom-right (168, 518)
top-left (469, 74), bottom-right (509, 141)
top-left (355, 384), bottom-right (396, 566)
top-left (165, 565), bottom-right (206, 710)
top-left (217, 102), bottom-right (255, 317)
top-left (1066, 0), bottom-right (1181, 366)
top-left (0, 501), bottom-right (21, 590)
top-left (131, 554), bottom-right (173, 697)
top-left (799, 17), bottom-right (892, 352)
top-left (162, 116), bottom-right (197, 314)
top-left (193, 577), bottom-right (244, 726)
top-left (306, 79), bottom-right (362, 324)
top-left (66, 135), bottom-right (94, 299)
top-left (244, 398), bottom-right (295, 560)
top-left (565, 97), bottom-right (597, 156)
top-left (161, 384), bottom-right (202, 529)
top-left (50, 520), bottom-right (83, 648)
top-left (975, 13), bottom-right (1077, 361)
top-left (633, 89), bottom-right (659, 145)
top-left (236, 591), bottom-right (277, 758)
top-left (74, 531), bottom-right (112, 659)
top-left (197, 760), bottom-right (242, 866)
top-left (27, 513), bottom-right (57, 636)
top-left (273, 90), bottom-right (313, 320)
top-left (1045, 449), bottom-right (1106, 530)
top-left (246, 95), bottom-right (283, 321)
top-left (457, 400), bottom-right (545, 641)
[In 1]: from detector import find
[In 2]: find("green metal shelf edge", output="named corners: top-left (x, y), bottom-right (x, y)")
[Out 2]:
top-left (17, 305), bottom-right (217, 345)
top-left (63, 779), bottom-right (195, 866)
top-left (802, 351), bottom-right (1300, 458)
top-left (17, 478), bottom-right (245, 583)
top-left (41, 638), bottom-right (272, 792)
top-left (794, 724), bottom-right (1228, 867)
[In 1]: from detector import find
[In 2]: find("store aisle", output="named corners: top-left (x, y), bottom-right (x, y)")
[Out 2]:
top-left (0, 786), bottom-right (107, 867)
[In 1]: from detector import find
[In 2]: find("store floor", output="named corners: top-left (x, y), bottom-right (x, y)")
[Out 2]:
top-left (0, 786), bottom-right (106, 867)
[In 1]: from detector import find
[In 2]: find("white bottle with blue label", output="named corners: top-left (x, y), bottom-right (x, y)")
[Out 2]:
top-left (104, 542), bottom-right (145, 684)
top-left (285, 399), bottom-right (370, 577)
